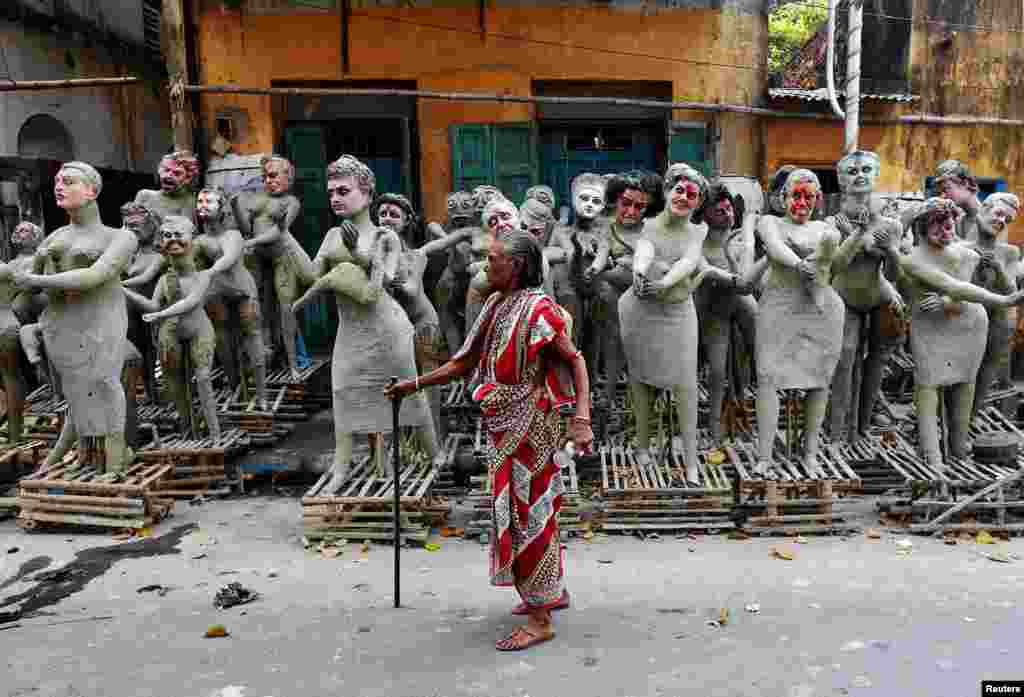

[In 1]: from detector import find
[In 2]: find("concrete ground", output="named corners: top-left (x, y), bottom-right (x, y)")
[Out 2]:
top-left (1, 491), bottom-right (1022, 697)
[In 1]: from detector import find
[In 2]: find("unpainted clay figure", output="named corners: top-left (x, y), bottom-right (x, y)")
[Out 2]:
top-left (124, 216), bottom-right (220, 439)
top-left (134, 151), bottom-right (200, 221)
top-left (694, 181), bottom-right (764, 443)
top-left (933, 160), bottom-right (981, 242)
top-left (430, 190), bottom-right (477, 354)
top-left (619, 164), bottom-right (710, 483)
top-left (551, 173), bottom-right (609, 344)
top-left (519, 197), bottom-right (560, 297)
top-left (231, 155), bottom-right (315, 380)
top-left (15, 162), bottom-right (138, 472)
top-left (586, 172), bottom-right (657, 427)
top-left (964, 193), bottom-right (1022, 417)
top-left (524, 185), bottom-right (556, 213)
top-left (121, 201), bottom-right (164, 402)
top-left (754, 169), bottom-right (843, 477)
top-left (900, 198), bottom-right (1024, 469)
top-left (0, 255), bottom-right (28, 443)
top-left (10, 222), bottom-right (46, 327)
top-left (292, 155), bottom-right (432, 490)
top-left (462, 186), bottom-right (508, 333)
top-left (374, 192), bottom-right (474, 445)
top-left (827, 150), bottom-right (906, 441)
top-left (463, 198), bottom-right (526, 311)
top-left (194, 185), bottom-right (268, 410)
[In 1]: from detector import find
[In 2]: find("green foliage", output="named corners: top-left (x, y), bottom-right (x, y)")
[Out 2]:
top-left (768, 3), bottom-right (828, 75)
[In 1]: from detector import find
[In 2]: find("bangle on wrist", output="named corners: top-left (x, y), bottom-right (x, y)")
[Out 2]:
top-left (571, 415), bottom-right (591, 424)
top-left (415, 376), bottom-right (420, 391)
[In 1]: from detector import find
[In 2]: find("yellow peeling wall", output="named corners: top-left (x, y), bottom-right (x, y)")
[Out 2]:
top-left (195, 2), bottom-right (767, 222)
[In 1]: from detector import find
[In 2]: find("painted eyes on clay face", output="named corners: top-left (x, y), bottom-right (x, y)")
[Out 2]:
top-left (673, 183), bottom-right (700, 201)
top-left (487, 210), bottom-right (513, 228)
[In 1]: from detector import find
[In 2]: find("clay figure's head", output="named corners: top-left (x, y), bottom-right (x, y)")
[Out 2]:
top-left (488, 230), bottom-right (543, 293)
top-left (663, 163), bottom-right (708, 219)
top-left (372, 193), bottom-right (416, 237)
top-left (446, 191), bottom-right (476, 229)
top-left (571, 173), bottom-right (606, 222)
top-left (979, 192), bottom-right (1020, 240)
top-left (196, 186), bottom-right (228, 226)
top-left (12, 221), bottom-right (43, 253)
top-left (326, 154), bottom-right (375, 221)
top-left (782, 169), bottom-right (822, 225)
top-left (607, 171), bottom-right (657, 228)
top-left (698, 180), bottom-right (743, 231)
top-left (157, 151), bottom-right (199, 194)
top-left (483, 198), bottom-right (520, 238)
top-left (767, 165), bottom-right (796, 216)
top-left (472, 186), bottom-right (506, 220)
top-left (159, 216), bottom-right (196, 258)
top-left (120, 201), bottom-right (160, 245)
top-left (909, 197), bottom-right (962, 248)
top-left (260, 155), bottom-right (295, 196)
top-left (55, 161), bottom-right (102, 211)
top-left (934, 160), bottom-right (979, 213)
top-left (837, 150), bottom-right (880, 196)
top-left (519, 198), bottom-right (555, 245)
top-left (525, 185), bottom-right (556, 212)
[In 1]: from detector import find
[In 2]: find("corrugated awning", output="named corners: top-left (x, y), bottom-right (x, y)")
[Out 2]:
top-left (769, 88), bottom-right (920, 103)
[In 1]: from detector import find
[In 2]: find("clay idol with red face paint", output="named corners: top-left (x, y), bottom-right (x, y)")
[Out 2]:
top-left (134, 151), bottom-right (199, 221)
top-left (900, 198), bottom-right (1024, 472)
top-left (618, 163), bottom-right (709, 484)
top-left (753, 168), bottom-right (843, 479)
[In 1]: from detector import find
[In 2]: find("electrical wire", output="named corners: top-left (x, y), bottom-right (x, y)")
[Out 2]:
top-left (348, 11), bottom-right (761, 73)
top-left (780, 0), bottom-right (1024, 33)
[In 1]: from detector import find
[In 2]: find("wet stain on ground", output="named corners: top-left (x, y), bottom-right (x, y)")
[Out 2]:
top-left (0, 523), bottom-right (196, 621)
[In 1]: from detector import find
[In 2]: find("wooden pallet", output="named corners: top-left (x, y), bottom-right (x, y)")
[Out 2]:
top-left (137, 429), bottom-right (248, 498)
top-left (724, 438), bottom-right (862, 493)
top-left (17, 456), bottom-right (175, 531)
top-left (300, 450), bottom-right (439, 544)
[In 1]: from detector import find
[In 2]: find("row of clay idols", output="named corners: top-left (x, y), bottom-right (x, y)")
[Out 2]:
top-left (2, 151), bottom-right (1019, 481)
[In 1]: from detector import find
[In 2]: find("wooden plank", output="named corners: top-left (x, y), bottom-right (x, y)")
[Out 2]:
top-left (18, 511), bottom-right (147, 528)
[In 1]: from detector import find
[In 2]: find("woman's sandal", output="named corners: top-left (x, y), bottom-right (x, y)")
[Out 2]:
top-left (511, 590), bottom-right (570, 616)
top-left (495, 625), bottom-right (555, 651)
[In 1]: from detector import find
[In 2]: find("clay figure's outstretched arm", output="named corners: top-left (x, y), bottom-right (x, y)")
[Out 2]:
top-left (17, 228), bottom-right (137, 292)
top-left (418, 228), bottom-right (473, 257)
top-left (142, 272), bottom-right (213, 322)
top-left (757, 215), bottom-right (804, 270)
top-left (124, 254), bottom-right (167, 288)
top-left (294, 241), bottom-right (384, 313)
top-left (426, 221), bottom-right (447, 240)
top-left (902, 254), bottom-right (1024, 308)
top-left (207, 229), bottom-right (245, 275)
top-left (123, 281), bottom-right (164, 315)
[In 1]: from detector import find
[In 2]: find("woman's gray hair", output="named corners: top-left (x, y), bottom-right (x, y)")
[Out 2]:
top-left (59, 161), bottom-right (103, 195)
top-left (327, 154), bottom-right (376, 198)
top-left (498, 229), bottom-right (545, 290)
top-left (663, 163), bottom-right (708, 204)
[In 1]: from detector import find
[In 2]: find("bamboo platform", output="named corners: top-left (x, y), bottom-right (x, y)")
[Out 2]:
top-left (300, 451), bottom-right (440, 545)
top-left (17, 455), bottom-right (175, 531)
top-left (138, 429), bottom-right (248, 498)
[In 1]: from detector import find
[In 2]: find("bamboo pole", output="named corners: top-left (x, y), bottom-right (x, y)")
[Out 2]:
top-left (0, 77), bottom-right (142, 91)
top-left (162, 0), bottom-right (193, 152)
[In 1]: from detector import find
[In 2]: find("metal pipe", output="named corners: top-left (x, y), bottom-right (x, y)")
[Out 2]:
top-left (182, 83), bottom-right (1024, 127)
top-left (825, 0), bottom-right (845, 119)
top-left (844, 0), bottom-right (864, 153)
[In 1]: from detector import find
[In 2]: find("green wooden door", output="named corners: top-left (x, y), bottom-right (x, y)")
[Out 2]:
top-left (668, 123), bottom-right (711, 176)
top-left (450, 123), bottom-right (538, 204)
top-left (285, 123), bottom-right (334, 351)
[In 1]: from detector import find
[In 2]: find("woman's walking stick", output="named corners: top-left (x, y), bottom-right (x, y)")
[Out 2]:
top-left (388, 376), bottom-right (402, 608)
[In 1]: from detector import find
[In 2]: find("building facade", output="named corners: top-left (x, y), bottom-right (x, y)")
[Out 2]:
top-left (0, 0), bottom-right (171, 238)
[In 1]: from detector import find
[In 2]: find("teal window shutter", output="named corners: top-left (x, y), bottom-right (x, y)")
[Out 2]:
top-left (451, 123), bottom-right (538, 203)
top-left (450, 124), bottom-right (493, 193)
top-left (668, 122), bottom-right (708, 176)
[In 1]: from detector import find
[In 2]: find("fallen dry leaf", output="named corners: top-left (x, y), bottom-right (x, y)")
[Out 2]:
top-left (728, 530), bottom-right (751, 541)
top-left (424, 543), bottom-right (441, 552)
top-left (718, 607), bottom-right (730, 626)
top-left (320, 547), bottom-right (341, 559)
top-left (204, 624), bottom-right (229, 638)
top-left (976, 531), bottom-right (996, 545)
top-left (771, 547), bottom-right (796, 561)
top-left (707, 449), bottom-right (727, 465)
top-left (865, 529), bottom-right (882, 540)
